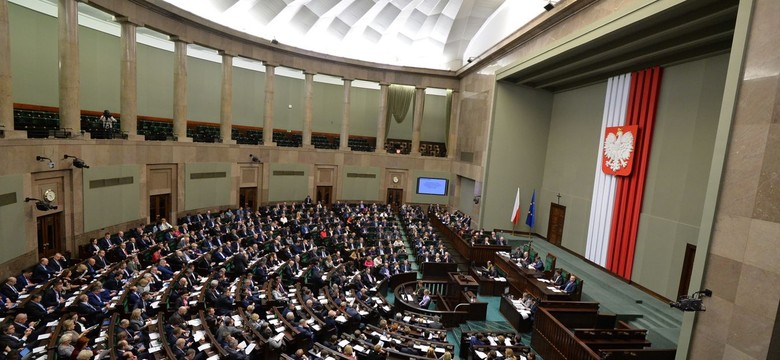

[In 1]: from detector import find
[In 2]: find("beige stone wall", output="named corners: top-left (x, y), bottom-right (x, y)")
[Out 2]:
top-left (689, 0), bottom-right (780, 358)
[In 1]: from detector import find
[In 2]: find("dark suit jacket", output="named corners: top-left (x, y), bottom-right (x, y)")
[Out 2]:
top-left (25, 301), bottom-right (48, 321)
top-left (1, 283), bottom-right (19, 302)
top-left (31, 263), bottom-right (52, 283)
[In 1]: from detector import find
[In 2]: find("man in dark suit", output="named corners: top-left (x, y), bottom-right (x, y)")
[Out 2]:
top-left (562, 275), bottom-right (578, 294)
top-left (93, 250), bottom-right (109, 270)
top-left (551, 270), bottom-right (564, 287)
top-left (25, 294), bottom-right (51, 322)
top-left (47, 253), bottom-right (67, 273)
top-left (31, 258), bottom-right (54, 283)
top-left (98, 233), bottom-right (113, 250)
top-left (157, 260), bottom-right (175, 280)
top-left (42, 281), bottom-right (65, 310)
top-left (76, 294), bottom-right (104, 326)
top-left (0, 322), bottom-right (32, 350)
top-left (232, 251), bottom-right (249, 276)
top-left (1, 277), bottom-right (20, 302)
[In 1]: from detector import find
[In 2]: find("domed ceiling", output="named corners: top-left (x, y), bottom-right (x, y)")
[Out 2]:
top-left (163, 0), bottom-right (548, 70)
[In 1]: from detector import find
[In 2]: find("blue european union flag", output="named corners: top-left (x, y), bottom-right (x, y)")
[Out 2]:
top-left (526, 190), bottom-right (536, 228)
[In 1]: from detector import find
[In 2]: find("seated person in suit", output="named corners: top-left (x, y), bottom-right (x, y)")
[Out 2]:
top-left (1, 322), bottom-right (32, 350)
top-left (532, 256), bottom-right (545, 271)
top-left (2, 277), bottom-right (21, 302)
top-left (562, 275), bottom-right (578, 294)
top-left (32, 257), bottom-right (54, 283)
top-left (551, 270), bottom-right (564, 287)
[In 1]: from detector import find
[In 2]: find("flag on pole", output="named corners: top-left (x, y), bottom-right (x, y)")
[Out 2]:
top-left (526, 190), bottom-right (536, 228)
top-left (511, 188), bottom-right (521, 225)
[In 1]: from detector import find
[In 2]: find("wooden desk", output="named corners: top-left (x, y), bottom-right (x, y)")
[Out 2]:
top-left (499, 295), bottom-right (533, 333)
top-left (494, 254), bottom-right (574, 301)
top-left (429, 212), bottom-right (510, 265)
top-left (468, 266), bottom-right (506, 296)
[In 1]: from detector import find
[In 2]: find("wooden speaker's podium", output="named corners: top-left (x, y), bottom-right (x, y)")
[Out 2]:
top-left (446, 272), bottom-right (487, 321)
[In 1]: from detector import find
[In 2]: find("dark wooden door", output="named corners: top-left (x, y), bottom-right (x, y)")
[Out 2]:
top-left (547, 203), bottom-right (566, 246)
top-left (316, 186), bottom-right (332, 207)
top-left (149, 194), bottom-right (171, 223)
top-left (678, 243), bottom-right (697, 298)
top-left (239, 187), bottom-right (258, 211)
top-left (386, 188), bottom-right (403, 207)
top-left (37, 213), bottom-right (63, 258)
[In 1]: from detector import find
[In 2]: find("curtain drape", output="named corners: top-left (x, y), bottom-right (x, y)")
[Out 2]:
top-left (385, 84), bottom-right (415, 138)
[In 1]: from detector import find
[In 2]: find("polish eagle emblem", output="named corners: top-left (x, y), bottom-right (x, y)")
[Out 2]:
top-left (602, 125), bottom-right (638, 176)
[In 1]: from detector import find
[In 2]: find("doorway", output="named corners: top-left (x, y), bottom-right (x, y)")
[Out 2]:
top-left (150, 194), bottom-right (172, 223)
top-left (37, 213), bottom-right (63, 258)
top-left (316, 186), bottom-right (332, 207)
top-left (677, 243), bottom-right (697, 298)
top-left (547, 203), bottom-right (566, 246)
top-left (387, 188), bottom-right (403, 207)
top-left (239, 187), bottom-right (258, 211)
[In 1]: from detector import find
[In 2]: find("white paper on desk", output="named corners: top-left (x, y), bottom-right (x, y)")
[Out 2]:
top-left (193, 330), bottom-right (205, 341)
top-left (46, 320), bottom-right (59, 327)
top-left (520, 310), bottom-right (530, 320)
top-left (353, 345), bottom-right (366, 353)
top-left (475, 350), bottom-right (488, 359)
top-left (150, 340), bottom-right (161, 347)
top-left (275, 326), bottom-right (285, 333)
top-left (311, 324), bottom-right (321, 331)
top-left (505, 338), bottom-right (513, 346)
top-left (18, 294), bottom-right (29, 299)
top-left (35, 355), bottom-right (46, 360)
top-left (259, 294), bottom-right (266, 299)
top-left (245, 343), bottom-right (256, 354)
top-left (232, 315), bottom-right (242, 322)
top-left (335, 316), bottom-right (347, 323)
top-left (306, 318), bottom-right (314, 324)
top-left (358, 310), bottom-right (368, 316)
top-left (295, 305), bottom-right (302, 310)
top-left (94, 337), bottom-right (105, 343)
top-left (403, 316), bottom-right (411, 322)
top-left (207, 355), bottom-right (220, 360)
top-left (33, 345), bottom-right (46, 353)
top-left (149, 318), bottom-right (158, 324)
top-left (320, 299), bottom-right (328, 304)
top-left (289, 288), bottom-right (297, 293)
top-left (150, 301), bottom-right (160, 309)
top-left (383, 306), bottom-right (391, 312)
top-left (197, 343), bottom-right (210, 351)
top-left (321, 275), bottom-right (327, 281)
top-left (325, 357), bottom-right (336, 360)
top-left (269, 319), bottom-right (279, 325)
top-left (189, 300), bottom-right (198, 305)
top-left (273, 333), bottom-right (285, 342)
top-left (187, 318), bottom-right (202, 326)
top-left (148, 346), bottom-right (161, 353)
top-left (237, 341), bottom-right (247, 350)
top-left (435, 347), bottom-right (445, 353)
top-left (369, 287), bottom-right (377, 292)
top-left (149, 332), bottom-right (160, 340)
top-left (193, 285), bottom-right (202, 291)
top-left (338, 340), bottom-right (350, 348)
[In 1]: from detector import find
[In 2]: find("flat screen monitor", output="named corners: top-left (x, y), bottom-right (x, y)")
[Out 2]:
top-left (416, 177), bottom-right (448, 196)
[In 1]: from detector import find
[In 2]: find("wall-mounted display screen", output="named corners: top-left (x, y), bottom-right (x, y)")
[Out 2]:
top-left (416, 177), bottom-right (448, 196)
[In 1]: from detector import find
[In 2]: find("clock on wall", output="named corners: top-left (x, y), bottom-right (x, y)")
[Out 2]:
top-left (392, 176), bottom-right (399, 184)
top-left (44, 189), bottom-right (56, 202)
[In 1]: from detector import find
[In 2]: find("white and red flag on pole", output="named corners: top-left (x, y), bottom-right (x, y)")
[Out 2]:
top-left (511, 188), bottom-right (521, 225)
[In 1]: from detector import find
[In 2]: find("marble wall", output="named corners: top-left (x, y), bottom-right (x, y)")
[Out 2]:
top-left (689, 0), bottom-right (780, 358)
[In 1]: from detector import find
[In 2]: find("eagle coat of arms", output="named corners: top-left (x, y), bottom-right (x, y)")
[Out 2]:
top-left (602, 125), bottom-right (638, 176)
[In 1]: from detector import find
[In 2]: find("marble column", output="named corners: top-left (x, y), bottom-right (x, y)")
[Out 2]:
top-left (447, 90), bottom-right (460, 159)
top-left (58, 0), bottom-right (80, 133)
top-left (119, 18), bottom-right (141, 140)
top-left (375, 83), bottom-right (389, 152)
top-left (340, 78), bottom-right (352, 150)
top-left (262, 63), bottom-right (276, 146)
top-left (219, 52), bottom-right (235, 144)
top-left (0, 0), bottom-right (23, 139)
top-left (302, 71), bottom-right (315, 148)
top-left (172, 38), bottom-right (190, 142)
top-left (411, 86), bottom-right (426, 155)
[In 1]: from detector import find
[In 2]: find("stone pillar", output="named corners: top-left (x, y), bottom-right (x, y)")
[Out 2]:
top-left (375, 83), bottom-right (389, 152)
top-left (339, 78), bottom-right (352, 150)
top-left (118, 18), bottom-right (142, 140)
top-left (302, 71), bottom-right (315, 148)
top-left (411, 86), bottom-right (426, 155)
top-left (447, 90), bottom-right (460, 159)
top-left (219, 52), bottom-right (235, 144)
top-left (262, 63), bottom-right (276, 146)
top-left (172, 38), bottom-right (191, 142)
top-left (58, 0), bottom-right (80, 133)
top-left (0, 0), bottom-right (23, 139)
